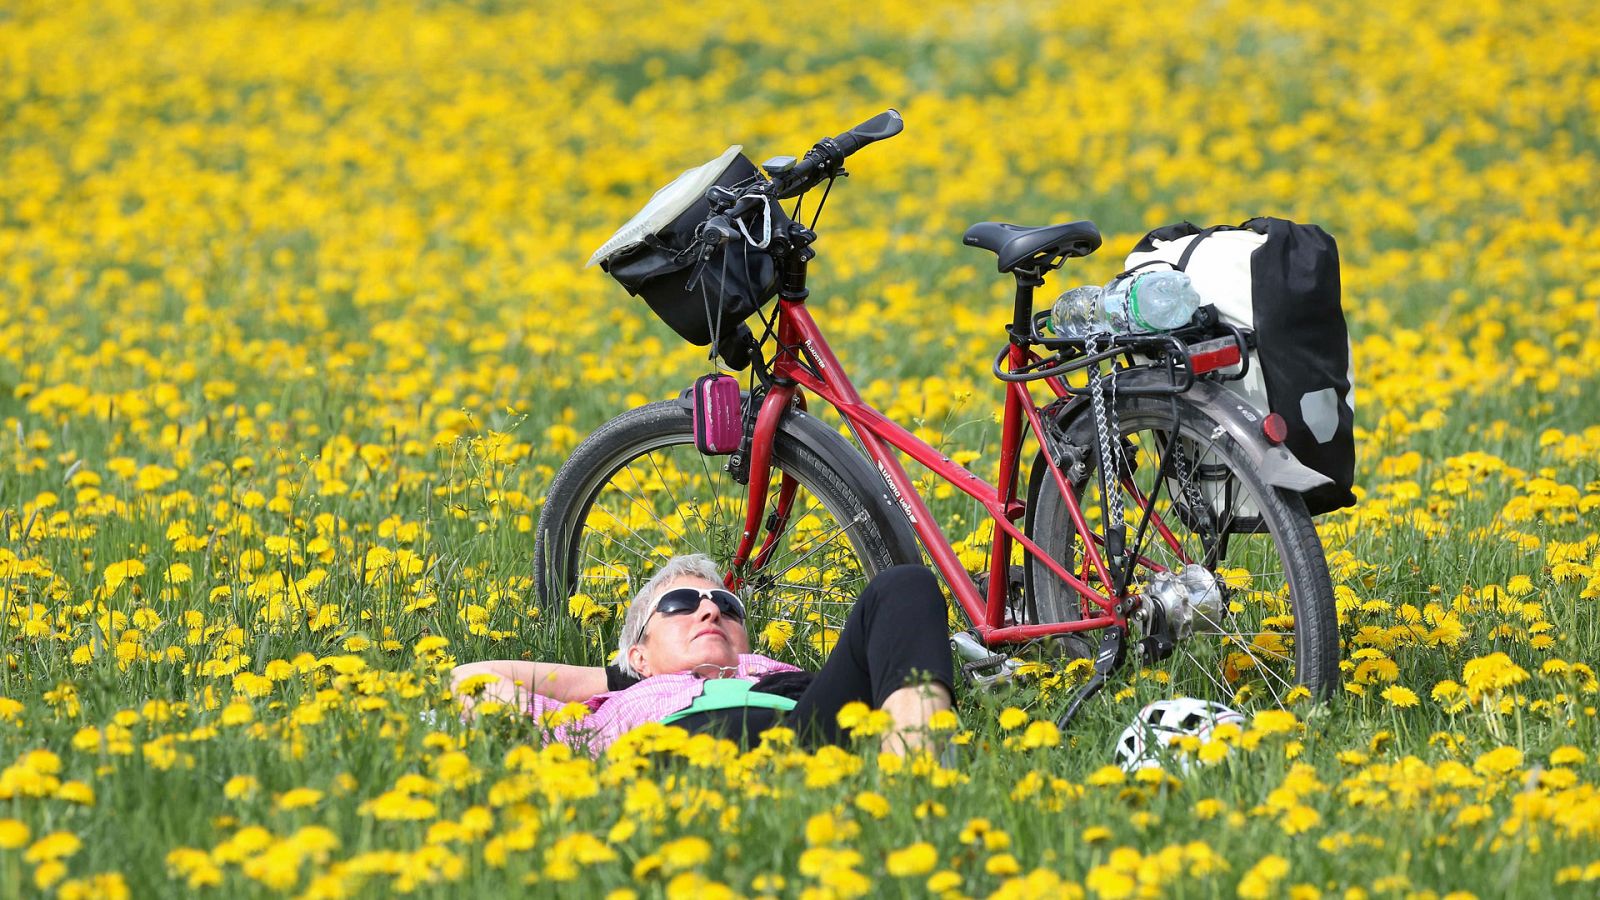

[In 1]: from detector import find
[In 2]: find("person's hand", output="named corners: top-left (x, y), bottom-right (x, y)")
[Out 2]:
top-left (451, 673), bottom-right (520, 722)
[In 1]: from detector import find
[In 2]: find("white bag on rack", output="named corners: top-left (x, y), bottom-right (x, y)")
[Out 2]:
top-left (1124, 219), bottom-right (1356, 515)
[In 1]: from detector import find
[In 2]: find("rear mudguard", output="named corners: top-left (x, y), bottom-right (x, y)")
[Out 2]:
top-left (1047, 371), bottom-right (1333, 494)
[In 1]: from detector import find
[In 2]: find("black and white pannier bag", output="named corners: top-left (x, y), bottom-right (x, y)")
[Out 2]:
top-left (1126, 218), bottom-right (1356, 515)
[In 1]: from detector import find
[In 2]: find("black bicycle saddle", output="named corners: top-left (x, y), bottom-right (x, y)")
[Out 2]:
top-left (962, 221), bottom-right (1102, 273)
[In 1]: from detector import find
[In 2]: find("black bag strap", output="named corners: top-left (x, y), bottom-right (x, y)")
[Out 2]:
top-left (1122, 259), bottom-right (1173, 276)
top-left (1123, 221), bottom-right (1241, 280)
top-left (1174, 224), bottom-right (1233, 271)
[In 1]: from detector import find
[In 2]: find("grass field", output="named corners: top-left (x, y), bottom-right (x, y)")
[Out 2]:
top-left (3, 0), bottom-right (1600, 896)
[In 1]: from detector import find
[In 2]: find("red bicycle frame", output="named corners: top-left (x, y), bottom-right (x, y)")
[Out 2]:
top-left (726, 295), bottom-right (1189, 647)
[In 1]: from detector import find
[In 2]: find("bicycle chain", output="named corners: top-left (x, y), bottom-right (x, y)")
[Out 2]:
top-left (1170, 430), bottom-right (1215, 540)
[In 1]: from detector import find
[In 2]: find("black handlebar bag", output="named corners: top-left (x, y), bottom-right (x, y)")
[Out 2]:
top-left (1127, 217), bottom-right (1356, 515)
top-left (590, 147), bottom-right (791, 368)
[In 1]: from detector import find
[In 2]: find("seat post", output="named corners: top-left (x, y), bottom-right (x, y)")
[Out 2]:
top-left (1010, 267), bottom-right (1045, 344)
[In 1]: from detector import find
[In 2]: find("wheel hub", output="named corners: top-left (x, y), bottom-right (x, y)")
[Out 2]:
top-left (1132, 564), bottom-right (1224, 659)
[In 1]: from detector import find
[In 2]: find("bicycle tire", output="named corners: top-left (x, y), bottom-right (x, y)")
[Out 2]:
top-left (1025, 392), bottom-right (1340, 703)
top-left (534, 399), bottom-right (922, 667)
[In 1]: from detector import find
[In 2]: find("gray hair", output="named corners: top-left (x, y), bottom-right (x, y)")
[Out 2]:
top-left (615, 554), bottom-right (727, 678)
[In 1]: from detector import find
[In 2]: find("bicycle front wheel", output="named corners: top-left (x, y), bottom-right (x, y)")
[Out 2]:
top-left (1027, 393), bottom-right (1340, 705)
top-left (535, 399), bottom-right (922, 668)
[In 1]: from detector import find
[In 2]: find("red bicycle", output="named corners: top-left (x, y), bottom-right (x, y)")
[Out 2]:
top-left (537, 111), bottom-right (1340, 711)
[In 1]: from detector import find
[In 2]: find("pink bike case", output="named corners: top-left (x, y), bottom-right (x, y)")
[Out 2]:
top-left (692, 373), bottom-right (742, 455)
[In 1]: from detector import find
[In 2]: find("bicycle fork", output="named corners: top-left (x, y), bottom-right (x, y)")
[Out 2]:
top-left (726, 384), bottom-right (798, 584)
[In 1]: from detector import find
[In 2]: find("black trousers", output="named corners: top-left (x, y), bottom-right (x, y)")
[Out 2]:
top-left (673, 565), bottom-right (955, 747)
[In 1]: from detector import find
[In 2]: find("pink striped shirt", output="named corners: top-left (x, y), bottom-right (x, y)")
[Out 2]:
top-left (527, 653), bottom-right (803, 755)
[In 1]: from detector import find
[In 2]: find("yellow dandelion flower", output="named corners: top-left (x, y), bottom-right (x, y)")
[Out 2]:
top-left (276, 788), bottom-right (324, 810)
top-left (854, 791), bottom-right (891, 819)
top-left (0, 819), bottom-right (30, 849)
top-left (658, 836), bottom-right (711, 873)
top-left (1380, 685), bottom-right (1420, 708)
top-left (1550, 746), bottom-right (1587, 767)
top-left (885, 841), bottom-right (937, 877)
top-left (24, 831), bottom-right (81, 864)
top-left (1085, 765), bottom-right (1126, 787)
top-left (997, 707), bottom-right (1030, 730)
top-left (984, 853), bottom-right (1021, 876)
top-left (1472, 746), bottom-right (1524, 777)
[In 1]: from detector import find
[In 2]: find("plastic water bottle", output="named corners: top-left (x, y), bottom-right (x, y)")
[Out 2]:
top-left (1101, 270), bottom-right (1203, 333)
top-left (1050, 285), bottom-right (1108, 338)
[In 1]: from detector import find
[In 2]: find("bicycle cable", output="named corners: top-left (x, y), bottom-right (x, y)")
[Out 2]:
top-left (809, 174), bottom-right (838, 231)
top-left (747, 302), bottom-right (782, 387)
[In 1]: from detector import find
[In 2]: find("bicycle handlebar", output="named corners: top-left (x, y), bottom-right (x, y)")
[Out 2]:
top-left (831, 108), bottom-right (905, 156)
top-left (772, 108), bottom-right (903, 199)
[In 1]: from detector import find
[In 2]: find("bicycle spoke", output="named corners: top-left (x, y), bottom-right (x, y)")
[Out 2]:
top-left (1234, 642), bottom-right (1296, 699)
top-left (753, 491), bottom-right (827, 559)
top-left (1190, 629), bottom-right (1295, 644)
top-left (581, 538), bottom-right (653, 578)
top-left (1188, 602), bottom-right (1298, 686)
top-left (1173, 645), bottom-right (1238, 703)
top-left (641, 450), bottom-right (700, 543)
top-left (764, 579), bottom-right (864, 603)
top-left (681, 438), bottom-right (742, 557)
top-left (581, 508), bottom-right (659, 562)
top-left (690, 449), bottom-right (733, 544)
top-left (605, 465), bottom-right (691, 547)
top-left (753, 510), bottom-right (870, 585)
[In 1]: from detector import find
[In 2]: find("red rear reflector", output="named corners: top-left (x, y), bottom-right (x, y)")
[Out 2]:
top-left (1187, 338), bottom-right (1243, 375)
top-left (1263, 413), bottom-right (1288, 444)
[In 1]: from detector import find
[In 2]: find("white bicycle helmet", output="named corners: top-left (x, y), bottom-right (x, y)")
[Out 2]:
top-left (1114, 698), bottom-right (1245, 773)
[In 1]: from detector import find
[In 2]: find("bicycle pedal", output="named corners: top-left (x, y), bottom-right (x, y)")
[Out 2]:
top-left (960, 655), bottom-right (1024, 688)
top-left (960, 654), bottom-right (1011, 677)
top-left (951, 631), bottom-right (1023, 688)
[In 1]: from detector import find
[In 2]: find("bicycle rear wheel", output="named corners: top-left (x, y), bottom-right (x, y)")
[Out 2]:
top-left (535, 399), bottom-right (922, 668)
top-left (1026, 393), bottom-right (1340, 704)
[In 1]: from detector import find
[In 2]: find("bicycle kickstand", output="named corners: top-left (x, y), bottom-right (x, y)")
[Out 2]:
top-left (950, 631), bottom-right (1024, 688)
top-left (1055, 625), bottom-right (1128, 730)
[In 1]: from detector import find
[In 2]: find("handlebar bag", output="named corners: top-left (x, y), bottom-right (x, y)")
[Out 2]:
top-left (588, 146), bottom-right (791, 368)
top-left (1126, 218), bottom-right (1356, 515)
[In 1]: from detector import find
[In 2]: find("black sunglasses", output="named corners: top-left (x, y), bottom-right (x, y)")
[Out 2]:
top-left (641, 586), bottom-right (746, 636)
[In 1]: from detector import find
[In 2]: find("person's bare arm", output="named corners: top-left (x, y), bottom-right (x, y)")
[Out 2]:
top-left (449, 660), bottom-right (608, 711)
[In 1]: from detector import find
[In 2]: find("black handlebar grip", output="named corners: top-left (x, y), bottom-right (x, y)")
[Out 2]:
top-left (701, 215), bottom-right (739, 245)
top-left (831, 109), bottom-right (904, 157)
top-left (771, 110), bottom-right (905, 199)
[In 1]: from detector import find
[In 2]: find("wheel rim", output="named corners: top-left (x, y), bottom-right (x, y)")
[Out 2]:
top-left (556, 434), bottom-right (882, 668)
top-left (1032, 409), bottom-right (1324, 707)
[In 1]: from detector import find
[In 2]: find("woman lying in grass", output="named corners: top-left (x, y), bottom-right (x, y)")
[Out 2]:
top-left (450, 554), bottom-right (954, 755)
